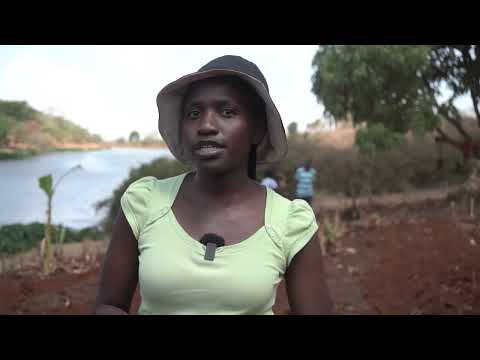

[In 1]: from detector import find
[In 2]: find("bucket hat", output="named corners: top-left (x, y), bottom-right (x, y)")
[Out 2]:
top-left (156, 55), bottom-right (287, 164)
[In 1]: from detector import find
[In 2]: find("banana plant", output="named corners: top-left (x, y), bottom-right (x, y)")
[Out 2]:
top-left (55, 224), bottom-right (67, 258)
top-left (38, 165), bottom-right (81, 275)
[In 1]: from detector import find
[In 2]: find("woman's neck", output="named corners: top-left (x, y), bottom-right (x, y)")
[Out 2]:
top-left (191, 167), bottom-right (253, 198)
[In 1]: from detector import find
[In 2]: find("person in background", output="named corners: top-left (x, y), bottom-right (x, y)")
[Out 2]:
top-left (261, 169), bottom-right (279, 190)
top-left (295, 159), bottom-right (316, 206)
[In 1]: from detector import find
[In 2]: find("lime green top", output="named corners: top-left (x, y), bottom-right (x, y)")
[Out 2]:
top-left (120, 173), bottom-right (318, 315)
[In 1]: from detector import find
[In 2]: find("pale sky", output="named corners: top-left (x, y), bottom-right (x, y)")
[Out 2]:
top-left (0, 45), bottom-right (325, 141)
top-left (0, 45), bottom-right (473, 141)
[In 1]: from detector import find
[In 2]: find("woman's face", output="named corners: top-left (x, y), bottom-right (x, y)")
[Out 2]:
top-left (181, 78), bottom-right (264, 175)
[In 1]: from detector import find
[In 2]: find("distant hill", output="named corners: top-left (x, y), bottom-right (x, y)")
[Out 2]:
top-left (0, 100), bottom-right (104, 153)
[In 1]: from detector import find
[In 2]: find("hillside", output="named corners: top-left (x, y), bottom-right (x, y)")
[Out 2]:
top-left (0, 100), bottom-right (105, 157)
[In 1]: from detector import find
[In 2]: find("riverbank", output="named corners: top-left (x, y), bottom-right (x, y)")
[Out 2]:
top-left (0, 143), bottom-right (110, 160)
top-left (106, 142), bottom-right (167, 149)
top-left (0, 142), bottom-right (167, 160)
top-left (0, 148), bottom-right (38, 160)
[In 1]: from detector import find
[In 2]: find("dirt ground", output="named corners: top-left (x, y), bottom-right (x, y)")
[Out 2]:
top-left (1, 192), bottom-right (480, 315)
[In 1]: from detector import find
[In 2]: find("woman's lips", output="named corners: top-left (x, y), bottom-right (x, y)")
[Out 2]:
top-left (193, 145), bottom-right (225, 158)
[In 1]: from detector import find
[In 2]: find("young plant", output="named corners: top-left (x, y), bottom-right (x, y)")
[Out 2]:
top-left (321, 211), bottom-right (346, 255)
top-left (54, 224), bottom-right (67, 258)
top-left (38, 165), bottom-right (81, 275)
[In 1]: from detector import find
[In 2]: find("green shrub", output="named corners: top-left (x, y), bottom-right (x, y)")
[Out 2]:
top-left (0, 223), bottom-right (104, 256)
top-left (0, 115), bottom-right (15, 146)
top-left (356, 123), bottom-right (404, 155)
top-left (267, 133), bottom-right (467, 198)
top-left (0, 100), bottom-right (39, 122)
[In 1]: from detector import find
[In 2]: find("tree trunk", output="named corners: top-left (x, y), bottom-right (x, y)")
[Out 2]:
top-left (459, 45), bottom-right (480, 128)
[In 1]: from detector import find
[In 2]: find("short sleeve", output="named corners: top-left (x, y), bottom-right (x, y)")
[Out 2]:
top-left (284, 199), bottom-right (319, 266)
top-left (120, 176), bottom-right (156, 240)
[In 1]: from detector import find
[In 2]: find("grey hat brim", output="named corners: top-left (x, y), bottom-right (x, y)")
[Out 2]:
top-left (156, 69), bottom-right (288, 165)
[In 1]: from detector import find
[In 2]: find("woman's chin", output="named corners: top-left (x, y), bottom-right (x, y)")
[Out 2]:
top-left (195, 158), bottom-right (228, 173)
top-left (195, 160), bottom-right (244, 177)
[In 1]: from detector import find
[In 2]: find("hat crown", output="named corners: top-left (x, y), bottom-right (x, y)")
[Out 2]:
top-left (198, 55), bottom-right (269, 93)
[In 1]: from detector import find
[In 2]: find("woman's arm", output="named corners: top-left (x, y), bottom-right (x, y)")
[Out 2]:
top-left (285, 233), bottom-right (334, 315)
top-left (93, 209), bottom-right (139, 315)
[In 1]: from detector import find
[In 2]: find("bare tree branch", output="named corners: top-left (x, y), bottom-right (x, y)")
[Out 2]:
top-left (439, 106), bottom-right (472, 141)
top-left (460, 45), bottom-right (480, 127)
top-left (435, 126), bottom-right (463, 149)
top-left (470, 91), bottom-right (480, 127)
top-left (422, 74), bottom-right (472, 141)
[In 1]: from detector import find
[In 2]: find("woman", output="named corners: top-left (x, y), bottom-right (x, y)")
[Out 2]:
top-left (94, 55), bottom-right (333, 315)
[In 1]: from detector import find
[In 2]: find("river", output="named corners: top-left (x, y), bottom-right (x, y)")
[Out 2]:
top-left (0, 148), bottom-right (172, 229)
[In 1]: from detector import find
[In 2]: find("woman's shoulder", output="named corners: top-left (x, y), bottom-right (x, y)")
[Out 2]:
top-left (120, 173), bottom-right (189, 238)
top-left (124, 173), bottom-right (186, 195)
top-left (124, 176), bottom-right (157, 194)
top-left (267, 188), bottom-right (291, 208)
top-left (266, 190), bottom-right (318, 267)
top-left (268, 190), bottom-right (316, 224)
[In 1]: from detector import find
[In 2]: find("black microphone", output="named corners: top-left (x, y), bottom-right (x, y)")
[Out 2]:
top-left (199, 233), bottom-right (225, 261)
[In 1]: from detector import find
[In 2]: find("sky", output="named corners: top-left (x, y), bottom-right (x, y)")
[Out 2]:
top-left (0, 45), bottom-right (325, 141)
top-left (0, 45), bottom-right (474, 141)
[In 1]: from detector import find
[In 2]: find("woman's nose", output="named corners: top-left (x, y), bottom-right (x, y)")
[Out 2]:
top-left (198, 110), bottom-right (218, 135)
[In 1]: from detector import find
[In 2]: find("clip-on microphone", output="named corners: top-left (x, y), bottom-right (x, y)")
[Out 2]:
top-left (199, 233), bottom-right (225, 261)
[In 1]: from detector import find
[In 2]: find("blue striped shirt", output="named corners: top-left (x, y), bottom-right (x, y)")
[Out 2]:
top-left (295, 167), bottom-right (316, 197)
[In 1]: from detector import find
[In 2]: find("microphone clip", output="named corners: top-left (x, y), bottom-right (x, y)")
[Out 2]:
top-left (199, 233), bottom-right (225, 261)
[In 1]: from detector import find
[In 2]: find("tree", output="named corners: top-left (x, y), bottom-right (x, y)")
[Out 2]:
top-left (142, 131), bottom-right (164, 146)
top-left (0, 100), bottom-right (40, 146)
top-left (0, 117), bottom-right (12, 146)
top-left (0, 100), bottom-right (39, 122)
top-left (312, 45), bottom-right (436, 137)
top-left (423, 45), bottom-right (480, 161)
top-left (356, 123), bottom-right (404, 156)
top-left (311, 45), bottom-right (480, 159)
top-left (287, 122), bottom-right (298, 138)
top-left (129, 130), bottom-right (140, 143)
top-left (90, 134), bottom-right (103, 143)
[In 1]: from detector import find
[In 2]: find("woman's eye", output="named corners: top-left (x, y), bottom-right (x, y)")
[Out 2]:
top-left (222, 109), bottom-right (235, 117)
top-left (186, 110), bottom-right (200, 119)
